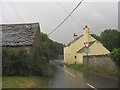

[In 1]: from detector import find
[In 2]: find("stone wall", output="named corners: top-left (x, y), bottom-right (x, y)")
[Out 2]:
top-left (83, 54), bottom-right (117, 71)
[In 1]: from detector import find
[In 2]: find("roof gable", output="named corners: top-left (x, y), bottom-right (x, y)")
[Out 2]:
top-left (0, 22), bottom-right (39, 47)
top-left (77, 40), bottom-right (96, 53)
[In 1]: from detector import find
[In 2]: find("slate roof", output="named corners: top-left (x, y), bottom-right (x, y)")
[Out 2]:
top-left (66, 35), bottom-right (83, 46)
top-left (65, 34), bottom-right (97, 47)
top-left (0, 22), bottom-right (39, 46)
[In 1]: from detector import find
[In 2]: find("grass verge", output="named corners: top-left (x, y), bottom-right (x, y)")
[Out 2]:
top-left (2, 76), bottom-right (49, 88)
top-left (66, 64), bottom-right (118, 80)
top-left (2, 64), bottom-right (56, 88)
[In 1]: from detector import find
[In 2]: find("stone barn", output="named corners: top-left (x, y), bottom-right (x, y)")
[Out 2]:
top-left (1, 22), bottom-right (43, 75)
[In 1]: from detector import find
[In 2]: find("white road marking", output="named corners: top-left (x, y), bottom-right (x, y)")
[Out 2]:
top-left (64, 69), bottom-right (76, 77)
top-left (87, 84), bottom-right (98, 90)
top-left (52, 62), bottom-right (99, 88)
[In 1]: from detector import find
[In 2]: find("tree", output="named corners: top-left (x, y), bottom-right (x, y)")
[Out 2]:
top-left (100, 29), bottom-right (120, 51)
top-left (41, 33), bottom-right (63, 60)
top-left (110, 48), bottom-right (120, 67)
top-left (91, 34), bottom-right (101, 42)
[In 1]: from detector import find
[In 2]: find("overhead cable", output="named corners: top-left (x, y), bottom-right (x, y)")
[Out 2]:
top-left (48, 0), bottom-right (84, 36)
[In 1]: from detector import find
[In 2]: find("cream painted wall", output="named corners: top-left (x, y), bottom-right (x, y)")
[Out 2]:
top-left (89, 41), bottom-right (110, 55)
top-left (64, 46), bottom-right (71, 64)
top-left (83, 27), bottom-right (90, 43)
top-left (76, 53), bottom-right (83, 64)
top-left (70, 36), bottom-right (84, 64)
top-left (64, 27), bottom-right (110, 64)
top-left (70, 34), bottom-right (96, 64)
top-left (64, 34), bottom-right (98, 64)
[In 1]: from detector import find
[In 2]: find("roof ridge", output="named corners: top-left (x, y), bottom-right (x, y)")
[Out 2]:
top-left (0, 22), bottom-right (39, 26)
top-left (66, 35), bottom-right (83, 46)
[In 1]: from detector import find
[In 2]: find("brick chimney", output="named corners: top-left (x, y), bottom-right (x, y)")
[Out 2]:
top-left (83, 25), bottom-right (90, 43)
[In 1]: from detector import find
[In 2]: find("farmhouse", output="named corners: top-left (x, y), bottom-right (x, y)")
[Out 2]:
top-left (64, 25), bottom-right (110, 64)
top-left (1, 22), bottom-right (42, 62)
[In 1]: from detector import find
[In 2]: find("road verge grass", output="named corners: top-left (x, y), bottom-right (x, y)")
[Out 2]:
top-left (2, 64), bottom-right (56, 88)
top-left (66, 64), bottom-right (118, 80)
top-left (2, 76), bottom-right (49, 88)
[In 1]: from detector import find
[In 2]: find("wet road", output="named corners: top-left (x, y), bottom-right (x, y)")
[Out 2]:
top-left (49, 61), bottom-right (118, 88)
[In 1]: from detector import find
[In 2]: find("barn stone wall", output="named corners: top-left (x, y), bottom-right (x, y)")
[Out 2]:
top-left (83, 54), bottom-right (117, 71)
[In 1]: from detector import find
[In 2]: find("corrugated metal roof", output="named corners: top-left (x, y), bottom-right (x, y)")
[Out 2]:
top-left (0, 22), bottom-right (39, 47)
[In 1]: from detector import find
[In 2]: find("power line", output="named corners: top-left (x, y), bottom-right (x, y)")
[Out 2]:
top-left (57, 2), bottom-right (80, 27)
top-left (48, 0), bottom-right (84, 36)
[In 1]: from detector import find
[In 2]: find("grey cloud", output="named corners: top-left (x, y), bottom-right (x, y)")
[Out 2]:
top-left (1, 2), bottom-right (118, 44)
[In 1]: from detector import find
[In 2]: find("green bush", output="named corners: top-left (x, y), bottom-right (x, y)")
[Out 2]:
top-left (3, 47), bottom-right (43, 76)
top-left (110, 48), bottom-right (120, 67)
top-left (2, 47), bottom-right (54, 77)
top-left (2, 48), bottom-right (30, 76)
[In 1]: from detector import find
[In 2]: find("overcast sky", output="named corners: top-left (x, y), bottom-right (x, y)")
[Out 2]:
top-left (0, 0), bottom-right (119, 44)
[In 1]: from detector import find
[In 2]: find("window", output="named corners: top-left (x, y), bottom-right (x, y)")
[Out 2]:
top-left (75, 56), bottom-right (77, 59)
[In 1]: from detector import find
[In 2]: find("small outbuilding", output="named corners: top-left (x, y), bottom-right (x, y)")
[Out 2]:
top-left (1, 22), bottom-right (42, 68)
